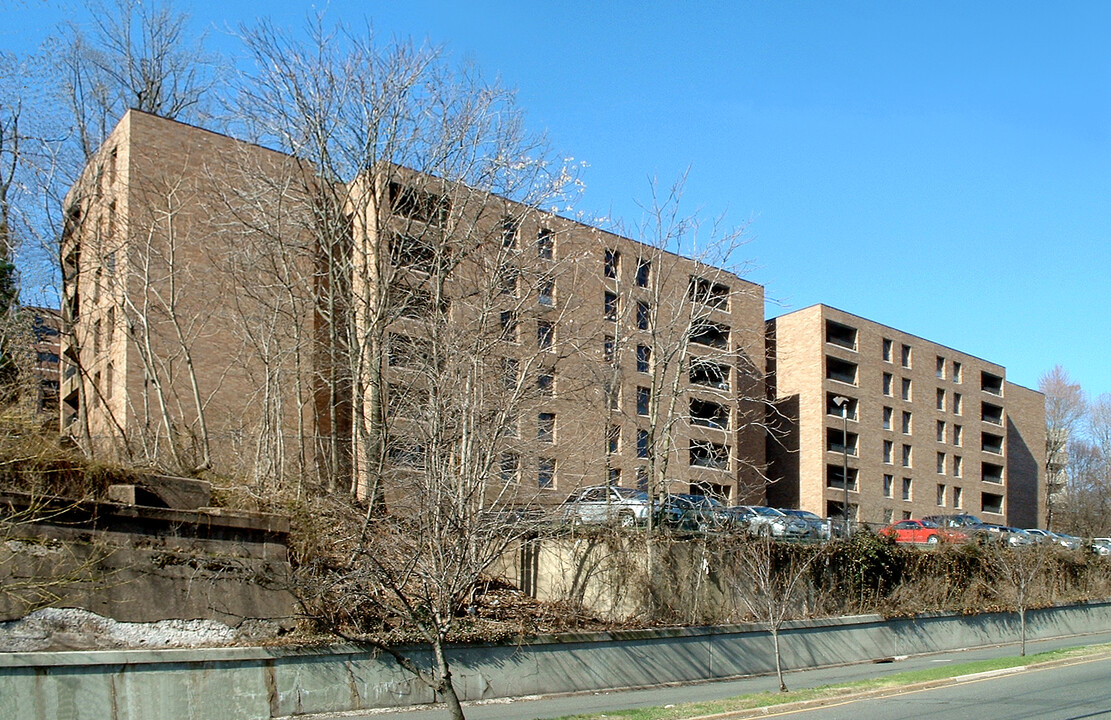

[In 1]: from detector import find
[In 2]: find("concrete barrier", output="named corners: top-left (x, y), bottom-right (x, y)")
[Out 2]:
top-left (3, 601), bottom-right (1111, 720)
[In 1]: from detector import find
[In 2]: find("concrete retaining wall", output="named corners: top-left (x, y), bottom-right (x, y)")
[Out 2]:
top-left (4, 601), bottom-right (1111, 720)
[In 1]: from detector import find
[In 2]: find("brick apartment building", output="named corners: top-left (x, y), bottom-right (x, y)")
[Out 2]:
top-left (766, 304), bottom-right (1045, 528)
top-left (59, 110), bottom-right (768, 504)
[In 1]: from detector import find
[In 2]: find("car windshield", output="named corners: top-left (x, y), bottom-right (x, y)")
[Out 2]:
top-left (921, 520), bottom-right (938, 528)
top-left (752, 506), bottom-right (782, 517)
top-left (614, 488), bottom-right (648, 501)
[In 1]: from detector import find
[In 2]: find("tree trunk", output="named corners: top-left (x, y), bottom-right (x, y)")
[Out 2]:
top-left (433, 638), bottom-right (466, 720)
top-left (773, 625), bottom-right (787, 692)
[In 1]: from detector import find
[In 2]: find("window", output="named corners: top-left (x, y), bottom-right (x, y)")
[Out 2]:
top-left (902, 478), bottom-right (913, 501)
top-left (936, 356), bottom-right (946, 379)
top-left (690, 441), bottom-right (730, 470)
top-left (901, 411), bottom-right (912, 434)
top-left (982, 371), bottom-right (1004, 396)
top-left (388, 334), bottom-right (431, 367)
top-left (883, 440), bottom-right (894, 464)
top-left (826, 464), bottom-right (859, 491)
top-left (982, 491), bottom-right (1008, 515)
top-left (500, 452), bottom-right (519, 483)
top-left (604, 291), bottom-right (619, 320)
top-left (882, 406), bottom-right (893, 430)
top-left (983, 461), bottom-right (1004, 484)
top-left (93, 319), bottom-right (101, 353)
top-left (952, 392), bottom-right (962, 415)
top-left (537, 370), bottom-right (554, 396)
top-left (608, 467), bottom-right (621, 485)
top-left (389, 181), bottom-right (449, 224)
top-left (937, 452), bottom-right (946, 474)
top-left (538, 457), bottom-right (556, 488)
top-left (538, 412), bottom-right (555, 443)
top-left (690, 358), bottom-right (730, 389)
top-left (826, 356), bottom-right (858, 385)
top-left (882, 338), bottom-right (893, 362)
top-left (388, 439), bottom-right (427, 468)
top-left (953, 486), bottom-right (963, 508)
top-left (637, 429), bottom-right (650, 459)
top-left (691, 398), bottom-right (730, 430)
top-left (635, 258), bottom-right (651, 288)
top-left (952, 361), bottom-right (963, 383)
top-left (883, 508), bottom-right (895, 524)
top-left (604, 335), bottom-right (615, 364)
top-left (499, 266), bottom-right (518, 296)
top-left (537, 320), bottom-right (554, 350)
top-left (636, 344), bottom-right (651, 373)
top-left (883, 373), bottom-right (893, 396)
top-left (937, 484), bottom-right (947, 507)
top-left (982, 402), bottom-right (1004, 426)
top-left (636, 466), bottom-right (648, 491)
top-left (690, 321), bottom-right (730, 349)
top-left (390, 233), bottom-right (436, 274)
top-left (105, 363), bottom-right (113, 399)
top-left (828, 394), bottom-right (858, 420)
top-left (982, 432), bottom-right (1004, 455)
top-left (953, 425), bottom-right (963, 446)
top-left (500, 311), bottom-right (518, 342)
top-left (883, 474), bottom-right (894, 498)
top-left (501, 216), bottom-right (519, 249)
top-left (901, 378), bottom-right (912, 401)
top-left (953, 456), bottom-right (963, 478)
top-left (937, 420), bottom-right (947, 443)
top-left (537, 227), bottom-right (554, 259)
top-left (901, 343), bottom-right (912, 368)
top-left (501, 357), bottom-right (519, 389)
top-left (605, 383), bottom-right (620, 411)
top-left (636, 386), bottom-right (650, 416)
top-left (604, 249), bottom-right (620, 279)
top-left (688, 276), bottom-right (730, 310)
top-left (606, 425), bottom-right (621, 454)
top-left (538, 278), bottom-right (555, 306)
top-left (635, 301), bottom-right (651, 331)
top-left (902, 444), bottom-right (912, 468)
top-left (825, 320), bottom-right (858, 351)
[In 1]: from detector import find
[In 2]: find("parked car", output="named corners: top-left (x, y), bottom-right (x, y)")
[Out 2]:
top-left (658, 494), bottom-right (730, 532)
top-left (561, 486), bottom-right (654, 526)
top-left (722, 505), bottom-right (757, 532)
top-left (1051, 532), bottom-right (1082, 550)
top-left (1091, 538), bottom-right (1111, 556)
top-left (781, 509), bottom-right (832, 540)
top-left (743, 506), bottom-right (809, 539)
top-left (922, 513), bottom-right (994, 542)
top-left (880, 519), bottom-right (968, 545)
top-left (1023, 528), bottom-right (1054, 544)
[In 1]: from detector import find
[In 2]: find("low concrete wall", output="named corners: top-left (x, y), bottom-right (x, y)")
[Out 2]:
top-left (4, 601), bottom-right (1111, 720)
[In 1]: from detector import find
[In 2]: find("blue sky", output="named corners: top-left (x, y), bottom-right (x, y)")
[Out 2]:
top-left (5, 1), bottom-right (1111, 397)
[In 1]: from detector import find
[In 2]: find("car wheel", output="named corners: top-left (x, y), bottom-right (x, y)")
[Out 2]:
top-left (926, 534), bottom-right (939, 545)
top-left (619, 511), bottom-right (635, 527)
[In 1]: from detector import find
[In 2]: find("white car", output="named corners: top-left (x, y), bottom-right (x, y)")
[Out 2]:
top-left (743, 506), bottom-right (809, 539)
top-left (561, 486), bottom-right (654, 526)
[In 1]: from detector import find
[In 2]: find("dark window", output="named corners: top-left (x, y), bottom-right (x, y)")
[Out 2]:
top-left (690, 321), bottom-right (730, 349)
top-left (604, 249), bottom-right (620, 279)
top-left (499, 265), bottom-right (518, 296)
top-left (501, 357), bottom-right (519, 389)
top-left (982, 492), bottom-right (1003, 514)
top-left (982, 402), bottom-right (1004, 425)
top-left (538, 412), bottom-right (555, 443)
top-left (537, 320), bottom-right (554, 350)
top-left (689, 359), bottom-right (730, 389)
top-left (690, 441), bottom-right (729, 470)
top-left (636, 344), bottom-right (651, 373)
top-left (982, 371), bottom-right (1004, 396)
top-left (882, 338), bottom-right (893, 362)
top-left (501, 216), bottom-right (519, 249)
top-left (607, 425), bottom-right (620, 454)
top-left (500, 452), bottom-right (519, 483)
top-left (637, 429), bottom-right (649, 459)
top-left (390, 234), bottom-right (436, 274)
top-left (635, 258), bottom-right (651, 288)
top-left (604, 291), bottom-right (619, 320)
top-left (636, 386), bottom-right (650, 416)
top-left (537, 227), bottom-right (554, 259)
top-left (826, 464), bottom-right (859, 491)
top-left (983, 461), bottom-right (1004, 483)
top-left (825, 320), bottom-right (858, 350)
top-left (538, 278), bottom-right (555, 306)
top-left (690, 398), bottom-right (729, 430)
top-left (827, 393), bottom-right (857, 419)
top-left (500, 311), bottom-right (518, 342)
top-left (688, 276), bottom-right (730, 310)
top-left (388, 334), bottom-right (430, 367)
top-left (538, 457), bottom-right (555, 488)
top-left (537, 370), bottom-right (554, 396)
top-left (388, 439), bottom-right (426, 468)
top-left (604, 335), bottom-right (616, 364)
top-left (636, 301), bottom-right (650, 331)
top-left (827, 427), bottom-right (858, 455)
top-left (389, 181), bottom-right (449, 224)
top-left (982, 432), bottom-right (1004, 455)
top-left (826, 356), bottom-right (858, 385)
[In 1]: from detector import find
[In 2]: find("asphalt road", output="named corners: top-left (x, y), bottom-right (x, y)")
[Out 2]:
top-left (327, 631), bottom-right (1111, 720)
top-left (766, 653), bottom-right (1111, 719)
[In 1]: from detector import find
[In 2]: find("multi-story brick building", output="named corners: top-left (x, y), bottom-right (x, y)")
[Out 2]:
top-left (766, 304), bottom-right (1044, 528)
top-left (59, 110), bottom-right (768, 504)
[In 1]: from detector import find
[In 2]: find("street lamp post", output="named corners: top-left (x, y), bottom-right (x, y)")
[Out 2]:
top-left (833, 396), bottom-right (852, 540)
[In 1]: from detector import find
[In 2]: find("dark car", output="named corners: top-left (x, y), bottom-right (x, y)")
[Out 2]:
top-left (658, 494), bottom-right (730, 532)
top-left (781, 509), bottom-right (832, 540)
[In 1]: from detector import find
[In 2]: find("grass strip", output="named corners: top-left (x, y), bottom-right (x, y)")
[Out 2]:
top-left (547, 644), bottom-right (1110, 720)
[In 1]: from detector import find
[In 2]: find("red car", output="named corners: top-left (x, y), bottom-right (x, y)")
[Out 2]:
top-left (880, 519), bottom-right (968, 545)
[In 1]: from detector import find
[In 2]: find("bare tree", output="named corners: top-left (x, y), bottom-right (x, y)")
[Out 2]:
top-left (989, 542), bottom-right (1051, 656)
top-left (728, 536), bottom-right (824, 692)
top-left (1040, 365), bottom-right (1087, 530)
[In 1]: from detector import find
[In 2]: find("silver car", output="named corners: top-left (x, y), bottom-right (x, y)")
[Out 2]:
top-left (781, 509), bottom-right (832, 540)
top-left (561, 486), bottom-right (654, 526)
top-left (743, 506), bottom-right (809, 539)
